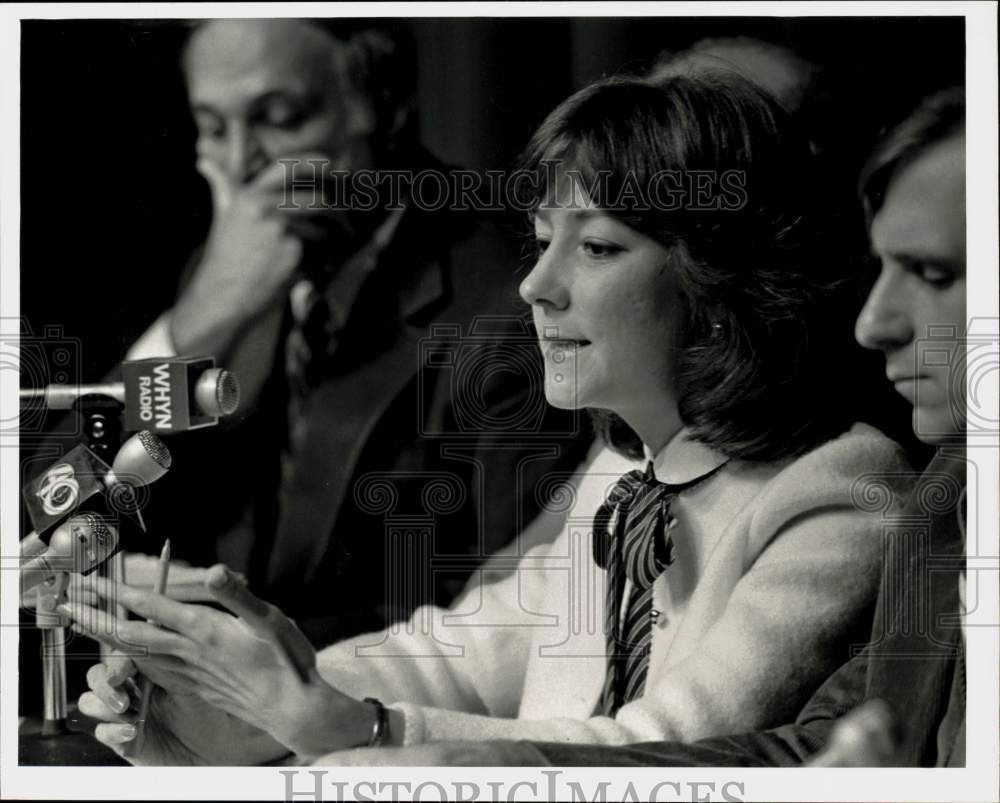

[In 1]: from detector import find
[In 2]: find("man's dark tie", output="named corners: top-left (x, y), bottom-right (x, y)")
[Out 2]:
top-left (285, 285), bottom-right (340, 398)
top-left (592, 459), bottom-right (725, 715)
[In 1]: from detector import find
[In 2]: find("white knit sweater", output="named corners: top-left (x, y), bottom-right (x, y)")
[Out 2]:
top-left (313, 423), bottom-right (912, 751)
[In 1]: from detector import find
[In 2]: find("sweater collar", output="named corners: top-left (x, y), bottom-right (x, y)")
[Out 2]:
top-left (644, 428), bottom-right (729, 485)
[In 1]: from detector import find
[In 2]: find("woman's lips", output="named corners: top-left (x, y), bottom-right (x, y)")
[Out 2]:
top-left (542, 338), bottom-right (590, 348)
top-left (541, 339), bottom-right (589, 360)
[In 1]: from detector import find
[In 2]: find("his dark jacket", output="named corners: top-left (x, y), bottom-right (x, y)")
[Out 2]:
top-left (518, 448), bottom-right (967, 766)
top-left (130, 191), bottom-right (590, 646)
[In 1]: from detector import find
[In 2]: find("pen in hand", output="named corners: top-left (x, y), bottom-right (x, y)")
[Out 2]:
top-left (122, 538), bottom-right (170, 758)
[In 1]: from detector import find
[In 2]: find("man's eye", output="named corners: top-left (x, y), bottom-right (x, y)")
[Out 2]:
top-left (920, 266), bottom-right (956, 288)
top-left (582, 240), bottom-right (622, 258)
top-left (194, 116), bottom-right (225, 139)
top-left (906, 260), bottom-right (956, 288)
top-left (263, 104), bottom-right (307, 129)
top-left (534, 239), bottom-right (551, 258)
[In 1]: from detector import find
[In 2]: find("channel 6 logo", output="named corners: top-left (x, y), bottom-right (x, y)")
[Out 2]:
top-left (417, 315), bottom-right (579, 438)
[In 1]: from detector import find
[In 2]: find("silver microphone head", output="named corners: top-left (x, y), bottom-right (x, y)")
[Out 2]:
top-left (44, 513), bottom-right (118, 574)
top-left (194, 367), bottom-right (240, 418)
top-left (110, 431), bottom-right (172, 487)
top-left (137, 430), bottom-right (172, 470)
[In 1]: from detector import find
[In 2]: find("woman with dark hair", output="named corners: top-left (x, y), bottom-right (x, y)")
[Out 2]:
top-left (519, 74), bottom-right (858, 462)
top-left (69, 75), bottom-right (913, 764)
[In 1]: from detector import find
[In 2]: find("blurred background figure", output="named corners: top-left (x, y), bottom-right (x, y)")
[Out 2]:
top-left (648, 36), bottom-right (820, 126)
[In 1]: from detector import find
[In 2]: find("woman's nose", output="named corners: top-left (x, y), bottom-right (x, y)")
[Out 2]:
top-left (855, 267), bottom-right (914, 352)
top-left (519, 246), bottom-right (570, 311)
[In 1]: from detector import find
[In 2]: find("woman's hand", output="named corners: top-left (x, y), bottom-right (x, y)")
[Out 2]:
top-left (61, 565), bottom-right (377, 758)
top-left (79, 651), bottom-right (290, 765)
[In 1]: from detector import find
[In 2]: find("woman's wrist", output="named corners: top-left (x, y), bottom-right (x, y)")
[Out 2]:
top-left (280, 680), bottom-right (364, 758)
top-left (290, 685), bottom-right (408, 759)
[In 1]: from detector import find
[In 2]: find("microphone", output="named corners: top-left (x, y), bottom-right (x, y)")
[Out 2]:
top-left (107, 429), bottom-right (173, 487)
top-left (21, 431), bottom-right (172, 546)
top-left (19, 356), bottom-right (240, 432)
top-left (20, 513), bottom-right (118, 595)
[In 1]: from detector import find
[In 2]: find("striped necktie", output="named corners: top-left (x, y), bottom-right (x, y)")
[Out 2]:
top-left (592, 459), bottom-right (725, 715)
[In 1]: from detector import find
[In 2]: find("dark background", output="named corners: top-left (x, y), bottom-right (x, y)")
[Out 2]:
top-left (20, 16), bottom-right (965, 383)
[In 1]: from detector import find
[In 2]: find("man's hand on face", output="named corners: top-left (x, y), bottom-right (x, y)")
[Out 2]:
top-left (169, 153), bottom-right (352, 357)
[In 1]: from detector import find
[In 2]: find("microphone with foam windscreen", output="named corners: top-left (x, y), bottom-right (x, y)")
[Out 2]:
top-left (19, 356), bottom-right (240, 432)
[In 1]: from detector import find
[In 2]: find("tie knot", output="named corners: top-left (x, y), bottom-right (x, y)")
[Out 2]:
top-left (607, 462), bottom-right (663, 507)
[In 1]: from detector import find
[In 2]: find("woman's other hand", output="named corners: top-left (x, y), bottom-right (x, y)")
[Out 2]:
top-left (78, 651), bottom-right (290, 765)
top-left (61, 565), bottom-right (377, 758)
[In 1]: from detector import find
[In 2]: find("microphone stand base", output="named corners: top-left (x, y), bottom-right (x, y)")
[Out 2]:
top-left (19, 714), bottom-right (128, 766)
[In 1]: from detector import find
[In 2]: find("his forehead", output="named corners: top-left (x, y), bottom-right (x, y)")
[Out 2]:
top-left (870, 135), bottom-right (966, 258)
top-left (185, 20), bottom-right (344, 98)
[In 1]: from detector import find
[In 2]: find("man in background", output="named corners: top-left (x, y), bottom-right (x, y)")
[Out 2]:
top-left (122, 19), bottom-right (587, 644)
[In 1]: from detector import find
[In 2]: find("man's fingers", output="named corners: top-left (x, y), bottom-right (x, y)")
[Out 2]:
top-left (808, 699), bottom-right (900, 767)
top-left (251, 152), bottom-right (332, 192)
top-left (196, 157), bottom-right (234, 216)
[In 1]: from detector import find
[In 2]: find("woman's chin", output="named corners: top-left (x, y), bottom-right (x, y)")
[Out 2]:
top-left (543, 383), bottom-right (584, 411)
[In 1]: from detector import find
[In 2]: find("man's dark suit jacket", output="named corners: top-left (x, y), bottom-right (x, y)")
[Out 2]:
top-left (518, 448), bottom-right (967, 766)
top-left (25, 185), bottom-right (590, 649)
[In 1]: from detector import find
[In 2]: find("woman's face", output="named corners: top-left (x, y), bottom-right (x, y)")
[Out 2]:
top-left (519, 174), bottom-right (684, 441)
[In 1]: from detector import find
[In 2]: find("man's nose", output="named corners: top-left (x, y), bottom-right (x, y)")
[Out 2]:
top-left (223, 122), bottom-right (267, 184)
top-left (518, 247), bottom-right (570, 312)
top-left (855, 267), bottom-right (914, 352)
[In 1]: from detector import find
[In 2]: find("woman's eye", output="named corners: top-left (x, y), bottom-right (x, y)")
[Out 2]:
top-left (582, 240), bottom-right (622, 258)
top-left (534, 239), bottom-right (551, 258)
